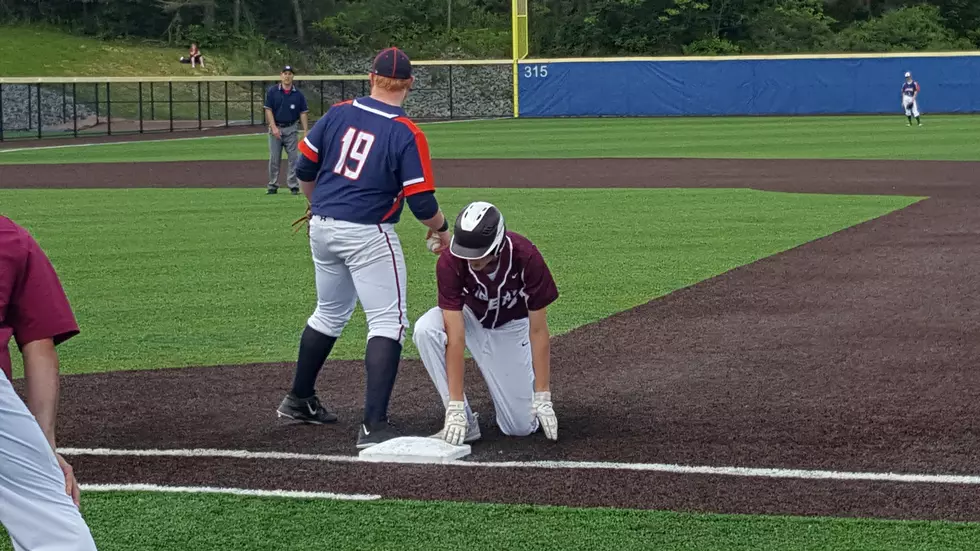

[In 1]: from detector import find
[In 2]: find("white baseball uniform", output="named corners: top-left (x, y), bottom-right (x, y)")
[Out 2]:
top-left (412, 232), bottom-right (559, 435)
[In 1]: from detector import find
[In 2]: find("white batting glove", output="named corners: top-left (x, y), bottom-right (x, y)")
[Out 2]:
top-left (533, 391), bottom-right (558, 441)
top-left (441, 400), bottom-right (468, 446)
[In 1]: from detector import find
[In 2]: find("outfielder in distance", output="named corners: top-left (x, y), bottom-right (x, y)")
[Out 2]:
top-left (902, 71), bottom-right (923, 127)
top-left (413, 202), bottom-right (560, 446)
top-left (275, 47), bottom-right (453, 450)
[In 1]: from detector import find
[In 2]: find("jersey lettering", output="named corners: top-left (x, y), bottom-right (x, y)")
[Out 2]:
top-left (333, 127), bottom-right (376, 181)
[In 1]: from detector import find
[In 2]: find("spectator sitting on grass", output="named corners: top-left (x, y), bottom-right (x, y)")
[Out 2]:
top-left (179, 43), bottom-right (205, 68)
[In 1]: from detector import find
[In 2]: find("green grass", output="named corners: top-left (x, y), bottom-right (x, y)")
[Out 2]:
top-left (0, 187), bottom-right (917, 376)
top-left (0, 25), bottom-right (236, 78)
top-left (4, 491), bottom-right (980, 551)
top-left (2, 116), bottom-right (980, 164)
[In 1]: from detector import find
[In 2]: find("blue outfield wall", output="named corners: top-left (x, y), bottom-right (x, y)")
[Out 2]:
top-left (517, 55), bottom-right (980, 117)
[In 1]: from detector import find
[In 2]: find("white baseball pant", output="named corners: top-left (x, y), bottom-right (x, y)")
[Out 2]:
top-left (413, 306), bottom-right (539, 436)
top-left (0, 376), bottom-right (98, 551)
top-left (306, 216), bottom-right (409, 344)
top-left (903, 96), bottom-right (920, 117)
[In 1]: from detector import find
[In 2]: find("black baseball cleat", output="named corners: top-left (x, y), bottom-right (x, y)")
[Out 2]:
top-left (356, 420), bottom-right (399, 449)
top-left (290, 188), bottom-right (300, 195)
top-left (276, 393), bottom-right (338, 424)
top-left (267, 188), bottom-right (278, 195)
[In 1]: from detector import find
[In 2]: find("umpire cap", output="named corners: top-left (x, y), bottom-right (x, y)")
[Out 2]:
top-left (450, 202), bottom-right (506, 260)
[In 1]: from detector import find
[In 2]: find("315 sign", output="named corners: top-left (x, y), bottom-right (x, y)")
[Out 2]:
top-left (523, 65), bottom-right (548, 78)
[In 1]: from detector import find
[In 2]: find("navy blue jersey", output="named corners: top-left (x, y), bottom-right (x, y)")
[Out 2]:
top-left (902, 81), bottom-right (920, 97)
top-left (297, 97), bottom-right (435, 225)
top-left (264, 84), bottom-right (308, 125)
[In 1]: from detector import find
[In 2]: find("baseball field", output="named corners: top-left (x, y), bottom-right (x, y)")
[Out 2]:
top-left (1, 115), bottom-right (980, 549)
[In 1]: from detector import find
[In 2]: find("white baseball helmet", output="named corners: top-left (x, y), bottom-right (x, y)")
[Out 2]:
top-left (905, 71), bottom-right (911, 78)
top-left (450, 201), bottom-right (506, 260)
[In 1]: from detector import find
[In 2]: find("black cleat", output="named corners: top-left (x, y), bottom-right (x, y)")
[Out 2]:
top-left (267, 188), bottom-right (278, 195)
top-left (356, 420), bottom-right (399, 449)
top-left (276, 393), bottom-right (338, 424)
top-left (290, 188), bottom-right (300, 195)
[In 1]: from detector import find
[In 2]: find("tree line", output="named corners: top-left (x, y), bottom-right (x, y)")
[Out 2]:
top-left (2, 0), bottom-right (978, 64)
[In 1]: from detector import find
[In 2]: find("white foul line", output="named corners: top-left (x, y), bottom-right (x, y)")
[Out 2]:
top-left (80, 483), bottom-right (380, 501)
top-left (58, 447), bottom-right (980, 486)
top-left (0, 132), bottom-right (264, 154)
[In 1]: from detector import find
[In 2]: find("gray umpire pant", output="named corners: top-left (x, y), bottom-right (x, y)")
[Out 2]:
top-left (268, 123), bottom-right (299, 191)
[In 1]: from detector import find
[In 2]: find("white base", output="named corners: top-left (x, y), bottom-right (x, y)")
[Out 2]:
top-left (358, 436), bottom-right (471, 464)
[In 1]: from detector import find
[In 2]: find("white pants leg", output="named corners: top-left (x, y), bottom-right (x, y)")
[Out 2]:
top-left (413, 306), bottom-right (538, 436)
top-left (306, 217), bottom-right (408, 344)
top-left (0, 377), bottom-right (98, 551)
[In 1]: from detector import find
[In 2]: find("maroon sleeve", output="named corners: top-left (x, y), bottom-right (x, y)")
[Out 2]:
top-left (8, 229), bottom-right (79, 348)
top-left (436, 253), bottom-right (465, 311)
top-left (522, 244), bottom-right (559, 311)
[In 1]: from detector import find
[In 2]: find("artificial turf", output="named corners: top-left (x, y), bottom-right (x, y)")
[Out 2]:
top-left (2, 115), bottom-right (980, 164)
top-left (0, 187), bottom-right (917, 376)
top-left (3, 491), bottom-right (980, 551)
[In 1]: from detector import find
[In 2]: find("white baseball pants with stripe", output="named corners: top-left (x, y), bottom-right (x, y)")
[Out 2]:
top-left (0, 376), bottom-right (98, 551)
top-left (306, 216), bottom-right (409, 344)
top-left (413, 306), bottom-right (539, 436)
top-left (904, 96), bottom-right (921, 117)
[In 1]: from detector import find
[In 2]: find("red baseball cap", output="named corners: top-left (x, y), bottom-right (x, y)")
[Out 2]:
top-left (371, 47), bottom-right (412, 80)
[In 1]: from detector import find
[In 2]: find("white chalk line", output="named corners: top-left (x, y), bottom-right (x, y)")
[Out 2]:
top-left (80, 483), bottom-right (380, 501)
top-left (59, 447), bottom-right (980, 486)
top-left (0, 132), bottom-right (265, 154)
top-left (0, 118), bottom-right (505, 154)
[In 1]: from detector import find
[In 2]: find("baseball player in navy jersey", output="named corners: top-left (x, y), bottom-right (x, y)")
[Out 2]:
top-left (275, 47), bottom-right (453, 449)
top-left (902, 71), bottom-right (922, 127)
top-left (413, 202), bottom-right (560, 445)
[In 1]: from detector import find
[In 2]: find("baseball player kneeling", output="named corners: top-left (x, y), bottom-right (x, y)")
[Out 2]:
top-left (413, 201), bottom-right (560, 445)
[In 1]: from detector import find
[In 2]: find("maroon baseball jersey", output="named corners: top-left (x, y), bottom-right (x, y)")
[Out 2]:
top-left (0, 217), bottom-right (79, 381)
top-left (437, 231), bottom-right (558, 329)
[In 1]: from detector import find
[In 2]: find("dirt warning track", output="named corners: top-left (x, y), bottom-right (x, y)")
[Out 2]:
top-left (9, 156), bottom-right (980, 521)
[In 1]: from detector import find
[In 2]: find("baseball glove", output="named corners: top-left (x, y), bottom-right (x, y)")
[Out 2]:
top-left (292, 204), bottom-right (312, 237)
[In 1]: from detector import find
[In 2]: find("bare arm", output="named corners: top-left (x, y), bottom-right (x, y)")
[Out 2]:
top-left (443, 309), bottom-right (466, 401)
top-left (301, 112), bottom-right (309, 134)
top-left (419, 210), bottom-right (448, 233)
top-left (528, 308), bottom-right (551, 392)
top-left (264, 108), bottom-right (280, 138)
top-left (301, 179), bottom-right (315, 202)
top-left (22, 338), bottom-right (61, 450)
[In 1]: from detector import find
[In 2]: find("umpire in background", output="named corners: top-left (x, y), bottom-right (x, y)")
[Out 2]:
top-left (263, 65), bottom-right (309, 195)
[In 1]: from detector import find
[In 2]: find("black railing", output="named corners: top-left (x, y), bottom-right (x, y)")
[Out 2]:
top-left (0, 62), bottom-right (514, 142)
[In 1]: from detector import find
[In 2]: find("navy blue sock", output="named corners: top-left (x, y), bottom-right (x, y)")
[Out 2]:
top-left (363, 336), bottom-right (402, 424)
top-left (291, 325), bottom-right (337, 399)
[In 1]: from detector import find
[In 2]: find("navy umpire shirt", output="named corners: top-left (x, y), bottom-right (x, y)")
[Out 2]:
top-left (264, 84), bottom-right (309, 126)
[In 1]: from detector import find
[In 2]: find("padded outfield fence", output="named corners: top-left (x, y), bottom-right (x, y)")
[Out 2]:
top-left (0, 59), bottom-right (512, 141)
top-left (3, 50), bottom-right (979, 141)
top-left (515, 51), bottom-right (980, 118)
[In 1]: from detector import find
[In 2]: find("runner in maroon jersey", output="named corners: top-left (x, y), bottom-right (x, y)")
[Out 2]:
top-left (412, 201), bottom-right (560, 445)
top-left (0, 216), bottom-right (98, 550)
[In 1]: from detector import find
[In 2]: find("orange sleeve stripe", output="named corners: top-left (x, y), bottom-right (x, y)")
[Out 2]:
top-left (299, 139), bottom-right (318, 163)
top-left (333, 99), bottom-right (354, 107)
top-left (395, 117), bottom-right (435, 189)
top-left (404, 180), bottom-right (436, 196)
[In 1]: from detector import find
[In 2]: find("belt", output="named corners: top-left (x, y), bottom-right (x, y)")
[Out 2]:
top-left (275, 121), bottom-right (297, 127)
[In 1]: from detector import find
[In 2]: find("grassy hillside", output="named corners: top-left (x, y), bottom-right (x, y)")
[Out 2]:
top-left (0, 25), bottom-right (237, 77)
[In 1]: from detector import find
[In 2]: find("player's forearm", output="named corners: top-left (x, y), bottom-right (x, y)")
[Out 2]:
top-left (264, 108), bottom-right (276, 128)
top-left (530, 325), bottom-right (551, 392)
top-left (446, 336), bottom-right (466, 401)
top-left (300, 179), bottom-right (315, 201)
top-left (301, 113), bottom-right (309, 133)
top-left (21, 338), bottom-right (61, 450)
top-left (419, 210), bottom-right (448, 233)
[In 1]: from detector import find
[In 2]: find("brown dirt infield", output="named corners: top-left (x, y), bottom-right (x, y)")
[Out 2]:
top-left (7, 156), bottom-right (980, 522)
